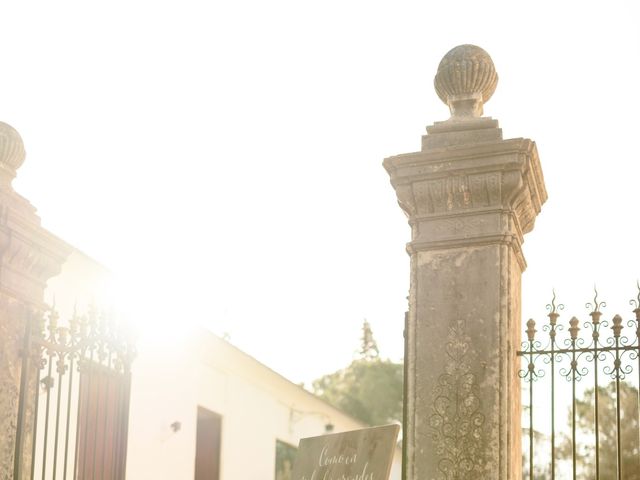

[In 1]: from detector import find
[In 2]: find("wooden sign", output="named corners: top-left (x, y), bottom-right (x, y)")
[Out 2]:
top-left (291, 424), bottom-right (400, 480)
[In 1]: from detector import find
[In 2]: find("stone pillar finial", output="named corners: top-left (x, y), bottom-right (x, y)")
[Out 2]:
top-left (434, 44), bottom-right (498, 119)
top-left (0, 122), bottom-right (26, 189)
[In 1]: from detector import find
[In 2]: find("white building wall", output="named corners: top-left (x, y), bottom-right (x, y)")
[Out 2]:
top-left (126, 329), bottom-right (402, 480)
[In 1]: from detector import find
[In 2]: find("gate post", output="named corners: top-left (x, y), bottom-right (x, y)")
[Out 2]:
top-left (384, 45), bottom-right (547, 479)
top-left (0, 121), bottom-right (71, 479)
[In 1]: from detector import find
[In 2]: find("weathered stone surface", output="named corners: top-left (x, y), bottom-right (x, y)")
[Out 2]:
top-left (384, 46), bottom-right (546, 480)
top-left (0, 122), bottom-right (71, 480)
top-left (0, 122), bottom-right (26, 188)
top-left (434, 44), bottom-right (498, 119)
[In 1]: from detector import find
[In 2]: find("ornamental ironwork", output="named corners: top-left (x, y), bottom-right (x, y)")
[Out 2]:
top-left (13, 305), bottom-right (135, 480)
top-left (518, 287), bottom-right (640, 480)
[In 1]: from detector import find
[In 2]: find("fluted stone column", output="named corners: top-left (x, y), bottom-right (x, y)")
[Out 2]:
top-left (0, 122), bottom-right (71, 479)
top-left (384, 45), bottom-right (547, 480)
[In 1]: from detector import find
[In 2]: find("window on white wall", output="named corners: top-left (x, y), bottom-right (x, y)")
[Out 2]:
top-left (275, 440), bottom-right (297, 480)
top-left (194, 407), bottom-right (222, 480)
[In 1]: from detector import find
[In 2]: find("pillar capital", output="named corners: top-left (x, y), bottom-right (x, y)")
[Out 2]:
top-left (384, 123), bottom-right (547, 270)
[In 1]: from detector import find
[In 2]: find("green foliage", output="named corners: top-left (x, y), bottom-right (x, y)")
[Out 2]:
top-left (275, 440), bottom-right (297, 480)
top-left (522, 428), bottom-right (551, 479)
top-left (558, 381), bottom-right (640, 479)
top-left (312, 358), bottom-right (403, 426)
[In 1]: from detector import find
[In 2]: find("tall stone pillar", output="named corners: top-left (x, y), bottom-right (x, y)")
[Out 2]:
top-left (0, 121), bottom-right (71, 479)
top-left (384, 45), bottom-right (547, 480)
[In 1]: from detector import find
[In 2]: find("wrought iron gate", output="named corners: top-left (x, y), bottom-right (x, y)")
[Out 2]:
top-left (13, 306), bottom-right (134, 480)
top-left (518, 289), bottom-right (640, 479)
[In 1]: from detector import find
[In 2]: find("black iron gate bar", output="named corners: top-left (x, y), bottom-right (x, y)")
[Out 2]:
top-left (13, 305), bottom-right (134, 480)
top-left (517, 288), bottom-right (640, 480)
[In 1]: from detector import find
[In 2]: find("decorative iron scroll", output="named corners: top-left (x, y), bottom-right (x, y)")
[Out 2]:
top-left (14, 305), bottom-right (135, 480)
top-left (430, 320), bottom-right (486, 479)
top-left (517, 287), bottom-right (640, 480)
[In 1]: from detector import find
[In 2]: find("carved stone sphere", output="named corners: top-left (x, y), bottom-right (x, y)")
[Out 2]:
top-left (434, 45), bottom-right (498, 114)
top-left (0, 121), bottom-right (25, 177)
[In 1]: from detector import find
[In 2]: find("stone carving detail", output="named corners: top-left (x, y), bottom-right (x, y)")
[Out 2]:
top-left (395, 184), bottom-right (416, 217)
top-left (486, 173), bottom-right (501, 205)
top-left (513, 189), bottom-right (536, 234)
top-left (434, 45), bottom-right (498, 118)
top-left (430, 320), bottom-right (486, 479)
top-left (0, 122), bottom-right (26, 177)
top-left (431, 216), bottom-right (488, 236)
top-left (415, 172), bottom-right (502, 215)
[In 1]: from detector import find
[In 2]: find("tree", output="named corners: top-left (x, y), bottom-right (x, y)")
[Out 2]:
top-left (312, 320), bottom-right (402, 426)
top-left (359, 319), bottom-right (379, 360)
top-left (522, 427), bottom-right (551, 479)
top-left (312, 358), bottom-right (403, 426)
top-left (559, 381), bottom-right (640, 480)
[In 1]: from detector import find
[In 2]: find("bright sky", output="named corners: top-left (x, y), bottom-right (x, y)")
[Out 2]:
top-left (2, 1), bottom-right (640, 385)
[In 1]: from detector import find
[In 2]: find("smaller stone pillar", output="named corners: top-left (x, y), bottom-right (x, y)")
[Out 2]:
top-left (0, 121), bottom-right (71, 478)
top-left (384, 45), bottom-right (547, 479)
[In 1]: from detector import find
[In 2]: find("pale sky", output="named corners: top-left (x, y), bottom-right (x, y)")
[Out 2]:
top-left (2, 1), bottom-right (640, 384)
